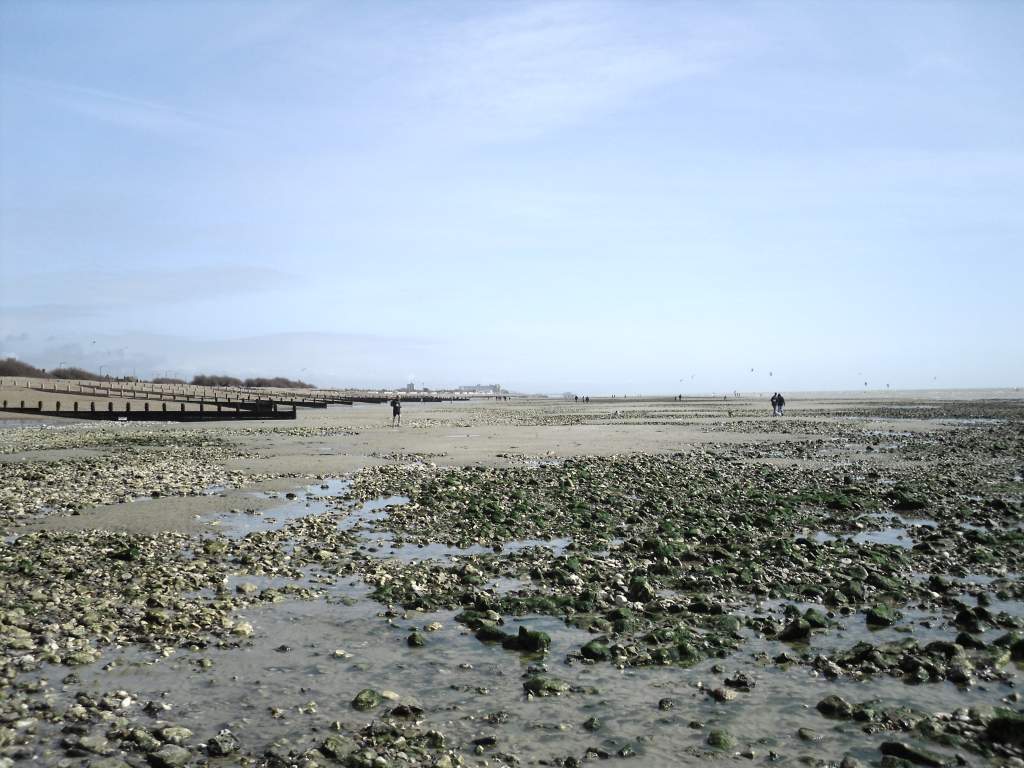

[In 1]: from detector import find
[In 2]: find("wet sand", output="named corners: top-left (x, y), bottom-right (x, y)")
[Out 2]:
top-left (1, 391), bottom-right (1022, 767)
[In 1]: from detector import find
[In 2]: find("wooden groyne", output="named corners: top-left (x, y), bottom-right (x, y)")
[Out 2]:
top-left (0, 400), bottom-right (297, 422)
top-left (25, 382), bottom-right (332, 409)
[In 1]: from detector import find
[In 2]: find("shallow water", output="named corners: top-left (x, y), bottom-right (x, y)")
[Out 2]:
top-left (19, 477), bottom-right (1022, 766)
top-left (50, 585), bottom-right (1014, 767)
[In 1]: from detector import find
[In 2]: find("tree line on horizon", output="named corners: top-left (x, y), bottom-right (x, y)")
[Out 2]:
top-left (0, 358), bottom-right (313, 389)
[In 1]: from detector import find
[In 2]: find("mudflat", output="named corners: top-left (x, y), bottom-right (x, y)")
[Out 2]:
top-left (1, 392), bottom-right (1022, 766)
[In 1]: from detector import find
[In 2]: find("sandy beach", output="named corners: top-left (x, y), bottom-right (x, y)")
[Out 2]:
top-left (1, 390), bottom-right (1022, 767)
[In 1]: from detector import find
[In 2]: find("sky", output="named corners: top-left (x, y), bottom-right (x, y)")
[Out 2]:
top-left (1, 1), bottom-right (1022, 394)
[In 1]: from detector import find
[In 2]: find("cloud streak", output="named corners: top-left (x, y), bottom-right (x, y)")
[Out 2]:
top-left (1, 74), bottom-right (227, 138)
top-left (418, 2), bottom-right (740, 141)
top-left (2, 266), bottom-right (299, 312)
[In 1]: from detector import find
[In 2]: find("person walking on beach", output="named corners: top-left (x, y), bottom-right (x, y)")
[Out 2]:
top-left (777, 393), bottom-right (786, 416)
top-left (390, 395), bottom-right (402, 427)
top-left (770, 393), bottom-right (779, 416)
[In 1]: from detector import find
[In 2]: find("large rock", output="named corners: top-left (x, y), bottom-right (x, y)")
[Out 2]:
top-left (147, 744), bottom-right (192, 768)
top-left (878, 741), bottom-right (944, 767)
top-left (523, 675), bottom-right (569, 696)
top-left (206, 730), bottom-right (239, 757)
top-left (986, 708), bottom-right (1024, 746)
top-left (817, 695), bottom-right (854, 719)
top-left (581, 638), bottom-right (610, 661)
top-left (321, 735), bottom-right (358, 759)
top-left (502, 626), bottom-right (551, 653)
top-left (351, 689), bottom-right (383, 711)
top-left (866, 604), bottom-right (899, 627)
top-left (779, 618), bottom-right (811, 642)
top-left (706, 730), bottom-right (735, 749)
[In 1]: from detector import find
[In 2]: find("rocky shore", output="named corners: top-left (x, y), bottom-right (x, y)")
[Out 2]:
top-left (1, 394), bottom-right (1021, 767)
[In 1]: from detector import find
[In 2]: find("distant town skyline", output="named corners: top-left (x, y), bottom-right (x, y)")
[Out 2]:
top-left (1, 2), bottom-right (1022, 393)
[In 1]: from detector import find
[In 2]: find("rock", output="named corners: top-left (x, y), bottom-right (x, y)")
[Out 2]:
top-left (797, 728), bottom-right (823, 742)
top-left (866, 605), bottom-right (899, 627)
top-left (724, 672), bottom-right (754, 692)
top-left (131, 728), bottom-right (162, 752)
top-left (206, 730), bottom-right (239, 757)
top-left (523, 675), bottom-right (569, 696)
top-left (502, 626), bottom-right (551, 653)
top-left (658, 698), bottom-right (675, 711)
top-left (321, 735), bottom-right (358, 759)
top-left (1010, 636), bottom-right (1024, 661)
top-left (779, 618), bottom-right (811, 642)
top-left (628, 576), bottom-right (656, 603)
top-left (475, 621), bottom-right (511, 643)
top-left (581, 638), bottom-right (610, 661)
top-left (879, 741), bottom-right (944, 767)
top-left (710, 687), bottom-right (737, 702)
top-left (407, 631), bottom-right (426, 647)
top-left (352, 689), bottom-right (383, 711)
top-left (986, 708), bottom-right (1024, 746)
top-left (159, 727), bottom-right (192, 745)
top-left (90, 759), bottom-right (131, 768)
top-left (583, 717), bottom-right (602, 731)
top-left (840, 756), bottom-right (866, 768)
top-left (817, 695), bottom-right (854, 719)
top-left (78, 734), bottom-right (110, 754)
top-left (147, 744), bottom-right (192, 767)
top-left (803, 608), bottom-right (830, 628)
top-left (706, 729), bottom-right (735, 749)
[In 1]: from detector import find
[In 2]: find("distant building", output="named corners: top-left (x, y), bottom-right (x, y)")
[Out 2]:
top-left (405, 382), bottom-right (415, 392)
top-left (458, 383), bottom-right (502, 394)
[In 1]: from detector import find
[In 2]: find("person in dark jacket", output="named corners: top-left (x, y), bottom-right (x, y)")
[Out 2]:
top-left (390, 396), bottom-right (402, 426)
top-left (776, 393), bottom-right (786, 416)
top-left (770, 393), bottom-right (779, 416)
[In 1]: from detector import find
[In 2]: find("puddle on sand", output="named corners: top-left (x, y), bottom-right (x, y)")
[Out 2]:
top-left (799, 513), bottom-right (940, 550)
top-left (209, 479), bottom-right (354, 538)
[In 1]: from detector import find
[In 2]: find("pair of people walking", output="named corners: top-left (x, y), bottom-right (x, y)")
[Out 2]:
top-left (771, 392), bottom-right (786, 416)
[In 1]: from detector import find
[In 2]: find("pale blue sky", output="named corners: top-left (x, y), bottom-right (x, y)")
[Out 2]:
top-left (1, 1), bottom-right (1021, 392)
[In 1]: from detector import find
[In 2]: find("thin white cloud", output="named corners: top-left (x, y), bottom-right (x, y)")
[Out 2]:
top-left (1, 74), bottom-right (226, 138)
top-left (6, 266), bottom-right (298, 310)
top-left (418, 2), bottom-right (740, 141)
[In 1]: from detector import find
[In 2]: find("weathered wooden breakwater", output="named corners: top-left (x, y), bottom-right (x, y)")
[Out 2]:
top-left (0, 399), bottom-right (297, 421)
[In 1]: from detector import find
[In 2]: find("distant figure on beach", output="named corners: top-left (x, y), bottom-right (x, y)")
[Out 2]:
top-left (574, 395), bottom-right (579, 403)
top-left (771, 393), bottom-right (779, 416)
top-left (390, 396), bottom-right (402, 426)
top-left (777, 393), bottom-right (786, 416)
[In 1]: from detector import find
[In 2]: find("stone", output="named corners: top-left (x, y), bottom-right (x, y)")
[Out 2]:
top-left (987, 708), bottom-right (1024, 746)
top-left (817, 695), bottom-right (854, 719)
top-left (581, 638), bottom-right (610, 661)
top-left (706, 730), bottom-right (735, 749)
top-left (407, 631), bottom-right (426, 647)
top-left (523, 675), bottom-right (569, 696)
top-left (503, 626), bottom-right (551, 653)
top-left (352, 689), bottom-right (383, 711)
top-left (159, 727), bottom-right (192, 745)
top-left (206, 730), bottom-right (239, 757)
top-left (147, 744), bottom-right (192, 767)
top-left (866, 605), bottom-right (899, 627)
top-left (879, 741), bottom-right (944, 767)
top-left (321, 735), bottom-right (358, 760)
top-left (779, 618), bottom-right (811, 642)
top-left (71, 734), bottom-right (108, 755)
